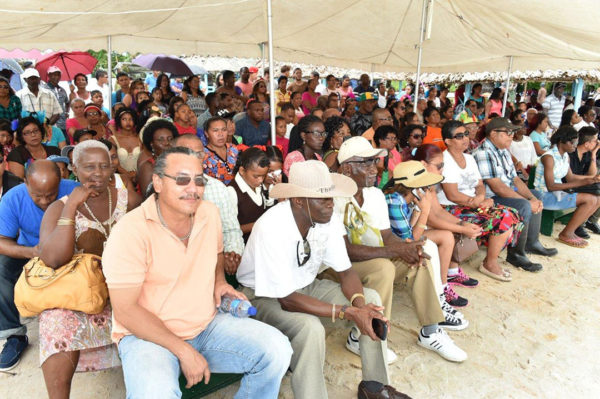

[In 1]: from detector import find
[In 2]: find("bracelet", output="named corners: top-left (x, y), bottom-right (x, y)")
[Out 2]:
top-left (350, 293), bottom-right (365, 306)
top-left (57, 218), bottom-right (75, 226)
top-left (331, 304), bottom-right (336, 323)
top-left (417, 223), bottom-right (427, 230)
top-left (338, 305), bottom-right (349, 320)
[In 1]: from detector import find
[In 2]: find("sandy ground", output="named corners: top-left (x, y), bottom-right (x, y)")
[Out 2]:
top-left (1, 223), bottom-right (599, 399)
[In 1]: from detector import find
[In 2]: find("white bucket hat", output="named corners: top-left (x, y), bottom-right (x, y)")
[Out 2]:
top-left (337, 136), bottom-right (387, 164)
top-left (270, 160), bottom-right (357, 199)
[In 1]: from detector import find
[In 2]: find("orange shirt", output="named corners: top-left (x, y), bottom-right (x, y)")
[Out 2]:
top-left (103, 195), bottom-right (223, 343)
top-left (362, 127), bottom-right (375, 146)
top-left (422, 125), bottom-right (446, 151)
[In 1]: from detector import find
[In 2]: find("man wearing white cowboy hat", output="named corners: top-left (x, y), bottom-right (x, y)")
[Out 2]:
top-left (328, 136), bottom-right (467, 363)
top-left (237, 160), bottom-right (409, 399)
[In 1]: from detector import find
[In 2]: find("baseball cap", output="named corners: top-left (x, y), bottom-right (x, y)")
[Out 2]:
top-left (22, 68), bottom-right (40, 79)
top-left (485, 117), bottom-right (519, 135)
top-left (47, 155), bottom-right (70, 165)
top-left (248, 66), bottom-right (258, 73)
top-left (337, 136), bottom-right (387, 164)
top-left (47, 66), bottom-right (62, 74)
top-left (61, 145), bottom-right (75, 158)
top-left (358, 92), bottom-right (378, 102)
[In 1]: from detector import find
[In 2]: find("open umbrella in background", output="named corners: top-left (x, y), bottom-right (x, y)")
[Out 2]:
top-left (0, 58), bottom-right (24, 90)
top-left (132, 54), bottom-right (196, 76)
top-left (35, 51), bottom-right (97, 81)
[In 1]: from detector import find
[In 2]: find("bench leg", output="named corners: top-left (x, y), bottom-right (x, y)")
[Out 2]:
top-left (540, 210), bottom-right (554, 236)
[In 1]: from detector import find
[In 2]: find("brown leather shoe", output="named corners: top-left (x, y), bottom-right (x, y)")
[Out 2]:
top-left (358, 380), bottom-right (413, 399)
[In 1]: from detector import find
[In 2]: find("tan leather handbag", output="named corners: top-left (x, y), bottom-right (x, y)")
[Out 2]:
top-left (451, 234), bottom-right (479, 263)
top-left (14, 254), bottom-right (108, 317)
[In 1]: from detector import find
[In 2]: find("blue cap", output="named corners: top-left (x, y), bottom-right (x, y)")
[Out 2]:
top-left (247, 306), bottom-right (257, 316)
top-left (47, 155), bottom-right (70, 165)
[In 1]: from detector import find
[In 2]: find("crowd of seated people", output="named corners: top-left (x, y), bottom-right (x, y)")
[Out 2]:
top-left (1, 66), bottom-right (600, 399)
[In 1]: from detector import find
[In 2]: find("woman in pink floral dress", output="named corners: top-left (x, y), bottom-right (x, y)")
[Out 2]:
top-left (38, 140), bottom-right (141, 398)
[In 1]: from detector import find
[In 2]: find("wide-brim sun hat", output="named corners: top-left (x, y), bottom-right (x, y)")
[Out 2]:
top-left (270, 160), bottom-right (357, 199)
top-left (337, 136), bottom-right (387, 164)
top-left (388, 160), bottom-right (443, 189)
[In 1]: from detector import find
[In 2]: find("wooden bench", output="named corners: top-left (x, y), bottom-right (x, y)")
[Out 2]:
top-left (179, 273), bottom-right (244, 398)
top-left (527, 165), bottom-right (575, 236)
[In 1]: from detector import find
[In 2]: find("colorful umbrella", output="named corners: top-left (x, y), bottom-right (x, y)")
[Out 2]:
top-left (132, 54), bottom-right (195, 76)
top-left (34, 51), bottom-right (98, 81)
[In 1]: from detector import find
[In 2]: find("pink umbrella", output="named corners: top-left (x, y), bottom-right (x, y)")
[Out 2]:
top-left (0, 48), bottom-right (43, 60)
top-left (35, 51), bottom-right (97, 81)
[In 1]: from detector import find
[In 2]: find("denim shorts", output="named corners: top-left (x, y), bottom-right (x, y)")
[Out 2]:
top-left (541, 191), bottom-right (577, 210)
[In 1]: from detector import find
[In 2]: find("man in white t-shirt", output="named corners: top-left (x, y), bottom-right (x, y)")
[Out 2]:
top-left (237, 161), bottom-right (408, 399)
top-left (331, 137), bottom-right (467, 363)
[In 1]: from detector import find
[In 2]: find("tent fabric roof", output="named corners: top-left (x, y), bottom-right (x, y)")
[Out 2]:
top-left (2, 0), bottom-right (600, 74)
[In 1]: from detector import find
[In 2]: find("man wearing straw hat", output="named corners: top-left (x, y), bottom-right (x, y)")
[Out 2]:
top-left (237, 160), bottom-right (409, 399)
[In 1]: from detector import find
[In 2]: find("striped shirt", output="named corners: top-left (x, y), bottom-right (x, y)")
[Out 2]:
top-left (542, 94), bottom-right (565, 128)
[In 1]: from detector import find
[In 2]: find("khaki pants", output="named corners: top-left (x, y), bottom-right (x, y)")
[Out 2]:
top-left (320, 241), bottom-right (444, 326)
top-left (242, 279), bottom-right (389, 399)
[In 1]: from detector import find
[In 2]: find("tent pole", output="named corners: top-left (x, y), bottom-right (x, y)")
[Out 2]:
top-left (107, 35), bottom-right (113, 112)
top-left (266, 0), bottom-right (276, 145)
top-left (502, 56), bottom-right (513, 116)
top-left (414, 0), bottom-right (428, 102)
top-left (573, 78), bottom-right (584, 110)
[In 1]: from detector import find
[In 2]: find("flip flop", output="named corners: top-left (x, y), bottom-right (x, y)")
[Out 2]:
top-left (478, 263), bottom-right (512, 282)
top-left (557, 236), bottom-right (588, 248)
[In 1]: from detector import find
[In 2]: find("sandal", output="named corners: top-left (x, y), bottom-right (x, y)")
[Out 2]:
top-left (478, 263), bottom-right (512, 282)
top-left (557, 236), bottom-right (588, 248)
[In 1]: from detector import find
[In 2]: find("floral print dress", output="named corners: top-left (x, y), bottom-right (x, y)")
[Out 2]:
top-left (38, 188), bottom-right (128, 371)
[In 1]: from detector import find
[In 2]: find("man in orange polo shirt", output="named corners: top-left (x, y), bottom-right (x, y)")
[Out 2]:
top-left (103, 147), bottom-right (292, 398)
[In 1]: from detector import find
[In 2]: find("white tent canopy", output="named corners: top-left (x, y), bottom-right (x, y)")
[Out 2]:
top-left (2, 0), bottom-right (600, 74)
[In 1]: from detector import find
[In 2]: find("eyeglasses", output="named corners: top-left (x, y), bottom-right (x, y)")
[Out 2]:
top-left (86, 111), bottom-right (100, 116)
top-left (296, 238), bottom-right (311, 266)
top-left (22, 127), bottom-right (41, 136)
top-left (377, 117), bottom-right (393, 122)
top-left (411, 134), bottom-right (426, 140)
top-left (493, 129), bottom-right (515, 136)
top-left (347, 158), bottom-right (379, 167)
top-left (306, 129), bottom-right (327, 138)
top-left (163, 173), bottom-right (208, 187)
top-left (451, 133), bottom-right (468, 140)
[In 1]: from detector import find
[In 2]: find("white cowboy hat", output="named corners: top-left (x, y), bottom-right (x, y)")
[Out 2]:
top-left (270, 160), bottom-right (357, 199)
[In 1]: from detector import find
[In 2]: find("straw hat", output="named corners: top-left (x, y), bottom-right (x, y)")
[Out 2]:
top-left (388, 160), bottom-right (443, 188)
top-left (270, 160), bottom-right (357, 199)
top-left (337, 136), bottom-right (387, 164)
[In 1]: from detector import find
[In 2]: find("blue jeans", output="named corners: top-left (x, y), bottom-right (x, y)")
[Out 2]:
top-left (0, 255), bottom-right (27, 339)
top-left (118, 312), bottom-right (292, 399)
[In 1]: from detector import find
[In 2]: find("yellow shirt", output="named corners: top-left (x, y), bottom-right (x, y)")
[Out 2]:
top-left (103, 195), bottom-right (223, 343)
top-left (275, 90), bottom-right (291, 114)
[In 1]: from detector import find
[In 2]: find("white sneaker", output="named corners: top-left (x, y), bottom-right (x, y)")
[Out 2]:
top-left (345, 328), bottom-right (398, 364)
top-left (418, 327), bottom-right (467, 362)
top-left (439, 309), bottom-right (469, 331)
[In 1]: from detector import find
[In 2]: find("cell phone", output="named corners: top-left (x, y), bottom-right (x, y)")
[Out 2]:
top-left (372, 318), bottom-right (388, 340)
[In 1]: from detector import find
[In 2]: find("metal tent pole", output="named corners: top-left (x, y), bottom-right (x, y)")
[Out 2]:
top-left (414, 0), bottom-right (429, 103)
top-left (502, 56), bottom-right (513, 116)
top-left (266, 0), bottom-right (276, 144)
top-left (107, 36), bottom-right (113, 111)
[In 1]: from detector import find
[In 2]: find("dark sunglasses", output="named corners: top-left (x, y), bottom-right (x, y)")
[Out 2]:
top-left (297, 238), bottom-right (311, 266)
top-left (411, 134), bottom-right (426, 140)
top-left (163, 173), bottom-right (208, 187)
top-left (451, 133), bottom-right (468, 140)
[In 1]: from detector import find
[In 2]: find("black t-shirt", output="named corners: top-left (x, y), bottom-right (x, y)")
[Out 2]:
top-left (569, 150), bottom-right (600, 193)
top-left (1, 170), bottom-right (23, 198)
top-left (7, 145), bottom-right (61, 166)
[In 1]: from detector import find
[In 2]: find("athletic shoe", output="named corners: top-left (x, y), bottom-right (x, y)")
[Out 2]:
top-left (418, 327), bottom-right (467, 362)
top-left (447, 268), bottom-right (479, 288)
top-left (346, 327), bottom-right (398, 364)
top-left (0, 335), bottom-right (28, 371)
top-left (439, 293), bottom-right (464, 319)
top-left (439, 309), bottom-right (469, 331)
top-left (444, 285), bottom-right (468, 307)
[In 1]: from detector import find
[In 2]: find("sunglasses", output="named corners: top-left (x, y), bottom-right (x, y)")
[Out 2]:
top-left (297, 238), bottom-right (311, 267)
top-left (411, 134), bottom-right (426, 140)
top-left (451, 133), bottom-right (468, 140)
top-left (306, 129), bottom-right (327, 138)
top-left (493, 129), bottom-right (515, 136)
top-left (163, 173), bottom-right (208, 187)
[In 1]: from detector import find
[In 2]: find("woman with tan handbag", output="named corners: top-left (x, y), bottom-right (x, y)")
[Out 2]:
top-left (37, 140), bottom-right (141, 398)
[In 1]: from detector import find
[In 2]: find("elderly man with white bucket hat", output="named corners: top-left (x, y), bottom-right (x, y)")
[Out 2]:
top-left (237, 160), bottom-right (410, 399)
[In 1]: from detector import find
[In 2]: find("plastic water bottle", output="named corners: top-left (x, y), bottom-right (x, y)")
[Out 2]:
top-left (219, 297), bottom-right (257, 317)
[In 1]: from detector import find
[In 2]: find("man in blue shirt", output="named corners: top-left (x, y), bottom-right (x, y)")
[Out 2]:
top-left (0, 160), bottom-right (78, 370)
top-left (144, 70), bottom-right (160, 92)
top-left (235, 99), bottom-right (271, 146)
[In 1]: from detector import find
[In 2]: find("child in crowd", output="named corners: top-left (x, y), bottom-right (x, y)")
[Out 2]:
top-left (280, 102), bottom-right (296, 138)
top-left (90, 89), bottom-right (110, 121)
top-left (0, 119), bottom-right (15, 160)
top-left (46, 154), bottom-right (71, 179)
top-left (72, 128), bottom-right (96, 144)
top-left (107, 102), bottom-right (126, 135)
top-left (227, 147), bottom-right (275, 243)
top-left (271, 116), bottom-right (289, 158)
